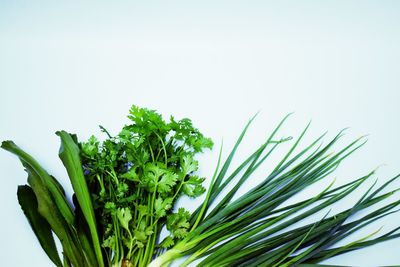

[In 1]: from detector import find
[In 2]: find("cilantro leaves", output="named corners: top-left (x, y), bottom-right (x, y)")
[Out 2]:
top-left (80, 105), bottom-right (213, 266)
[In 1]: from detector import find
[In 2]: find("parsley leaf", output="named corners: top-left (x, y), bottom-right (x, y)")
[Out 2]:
top-left (181, 155), bottom-right (198, 175)
top-left (117, 207), bottom-right (132, 232)
top-left (159, 236), bottom-right (175, 248)
top-left (154, 197), bottom-right (173, 218)
top-left (167, 208), bottom-right (191, 239)
top-left (182, 175), bottom-right (206, 197)
top-left (158, 171), bottom-right (178, 194)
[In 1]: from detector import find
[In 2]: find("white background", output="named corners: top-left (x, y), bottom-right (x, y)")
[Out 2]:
top-left (1, 1), bottom-right (400, 266)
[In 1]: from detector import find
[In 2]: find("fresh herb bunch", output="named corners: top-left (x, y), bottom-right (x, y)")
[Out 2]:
top-left (3, 105), bottom-right (400, 267)
top-left (79, 105), bottom-right (213, 266)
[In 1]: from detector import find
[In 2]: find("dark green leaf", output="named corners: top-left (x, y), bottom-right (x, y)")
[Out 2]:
top-left (1, 141), bottom-right (74, 225)
top-left (56, 131), bottom-right (104, 267)
top-left (17, 185), bottom-right (63, 267)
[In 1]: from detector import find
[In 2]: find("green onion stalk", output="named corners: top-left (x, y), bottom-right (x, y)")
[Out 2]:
top-left (150, 115), bottom-right (400, 267)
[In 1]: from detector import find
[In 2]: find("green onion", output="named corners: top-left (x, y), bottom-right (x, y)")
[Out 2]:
top-left (150, 116), bottom-right (400, 267)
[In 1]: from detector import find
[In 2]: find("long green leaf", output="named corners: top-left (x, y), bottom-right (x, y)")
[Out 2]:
top-left (17, 185), bottom-right (63, 267)
top-left (2, 141), bottom-right (86, 266)
top-left (26, 172), bottom-right (86, 267)
top-left (56, 131), bottom-right (104, 267)
top-left (1, 141), bottom-right (74, 224)
top-left (72, 194), bottom-right (97, 265)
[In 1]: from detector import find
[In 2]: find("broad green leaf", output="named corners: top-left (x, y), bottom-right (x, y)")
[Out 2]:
top-left (26, 172), bottom-right (86, 267)
top-left (1, 141), bottom-right (74, 224)
top-left (2, 141), bottom-right (85, 266)
top-left (17, 185), bottom-right (63, 267)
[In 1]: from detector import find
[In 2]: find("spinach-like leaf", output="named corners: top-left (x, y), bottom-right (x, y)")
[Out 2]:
top-left (1, 141), bottom-right (86, 266)
top-left (1, 141), bottom-right (74, 224)
top-left (17, 185), bottom-right (63, 267)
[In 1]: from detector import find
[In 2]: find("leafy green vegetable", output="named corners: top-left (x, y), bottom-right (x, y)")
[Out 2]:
top-left (3, 104), bottom-right (400, 267)
top-left (1, 141), bottom-right (74, 225)
top-left (73, 195), bottom-right (98, 267)
top-left (17, 185), bottom-right (63, 267)
top-left (2, 141), bottom-right (86, 266)
top-left (2, 139), bottom-right (102, 267)
top-left (79, 105), bottom-right (213, 266)
top-left (56, 131), bottom-right (104, 267)
top-left (149, 116), bottom-right (400, 267)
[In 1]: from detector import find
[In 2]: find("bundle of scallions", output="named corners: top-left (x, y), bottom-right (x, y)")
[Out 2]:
top-left (2, 105), bottom-right (399, 267)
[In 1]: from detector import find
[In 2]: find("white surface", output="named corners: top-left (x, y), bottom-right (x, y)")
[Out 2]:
top-left (1, 1), bottom-right (399, 266)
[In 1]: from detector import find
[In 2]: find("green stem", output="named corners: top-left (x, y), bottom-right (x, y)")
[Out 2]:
top-left (149, 143), bottom-right (155, 162)
top-left (190, 142), bottom-right (223, 231)
top-left (179, 237), bottom-right (219, 267)
top-left (148, 247), bottom-right (183, 267)
top-left (143, 192), bottom-right (156, 265)
top-left (112, 213), bottom-right (120, 265)
top-left (149, 224), bottom-right (158, 263)
top-left (96, 174), bottom-right (106, 197)
top-left (154, 132), bottom-right (168, 166)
